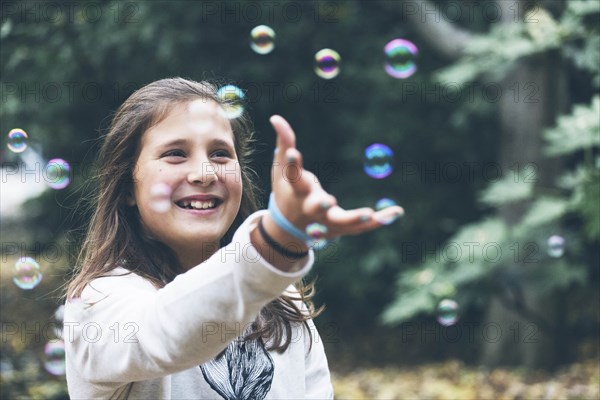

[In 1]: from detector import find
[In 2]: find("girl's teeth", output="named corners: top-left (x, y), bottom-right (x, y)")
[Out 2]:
top-left (190, 200), bottom-right (215, 209)
top-left (177, 199), bottom-right (217, 209)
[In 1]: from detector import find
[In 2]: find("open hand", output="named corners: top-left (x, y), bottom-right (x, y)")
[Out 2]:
top-left (269, 115), bottom-right (404, 240)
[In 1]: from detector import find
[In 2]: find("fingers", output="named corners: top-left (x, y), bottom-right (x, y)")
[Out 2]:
top-left (270, 115), bottom-right (316, 195)
top-left (277, 147), bottom-right (313, 196)
top-left (303, 191), bottom-right (337, 215)
top-left (271, 115), bottom-right (296, 158)
top-left (271, 115), bottom-right (299, 184)
top-left (321, 205), bottom-right (405, 238)
top-left (326, 206), bottom-right (373, 225)
top-left (372, 205), bottom-right (405, 225)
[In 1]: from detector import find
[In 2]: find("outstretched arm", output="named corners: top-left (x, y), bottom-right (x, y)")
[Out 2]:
top-left (251, 115), bottom-right (404, 271)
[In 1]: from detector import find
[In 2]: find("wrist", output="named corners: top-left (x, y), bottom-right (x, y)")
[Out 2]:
top-left (261, 214), bottom-right (309, 254)
top-left (268, 193), bottom-right (312, 243)
top-left (250, 213), bottom-right (310, 272)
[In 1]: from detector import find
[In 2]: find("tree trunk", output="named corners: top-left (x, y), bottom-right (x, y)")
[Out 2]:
top-left (480, 50), bottom-right (567, 368)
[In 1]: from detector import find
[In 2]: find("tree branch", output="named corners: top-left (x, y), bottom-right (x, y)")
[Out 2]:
top-left (400, 0), bottom-right (474, 60)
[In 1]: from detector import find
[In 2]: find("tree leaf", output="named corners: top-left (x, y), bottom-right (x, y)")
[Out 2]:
top-left (520, 196), bottom-right (570, 228)
top-left (479, 173), bottom-right (534, 206)
top-left (544, 96), bottom-right (600, 156)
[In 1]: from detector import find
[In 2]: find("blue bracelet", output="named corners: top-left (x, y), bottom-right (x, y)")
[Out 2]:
top-left (268, 193), bottom-right (313, 243)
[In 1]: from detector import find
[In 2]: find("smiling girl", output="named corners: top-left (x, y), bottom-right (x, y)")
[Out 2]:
top-left (64, 77), bottom-right (403, 399)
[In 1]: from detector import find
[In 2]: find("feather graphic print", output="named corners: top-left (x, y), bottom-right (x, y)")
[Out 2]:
top-left (200, 336), bottom-right (274, 400)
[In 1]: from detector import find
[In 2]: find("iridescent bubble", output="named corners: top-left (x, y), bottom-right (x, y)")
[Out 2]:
top-left (364, 144), bottom-right (393, 179)
top-left (7, 128), bottom-right (29, 153)
top-left (436, 299), bottom-right (459, 327)
top-left (305, 222), bottom-right (328, 250)
top-left (149, 183), bottom-right (172, 213)
top-left (217, 85), bottom-right (245, 119)
top-left (547, 235), bottom-right (565, 258)
top-left (13, 257), bottom-right (42, 290)
top-left (43, 340), bottom-right (66, 376)
top-left (375, 198), bottom-right (397, 211)
top-left (45, 158), bottom-right (71, 190)
top-left (250, 25), bottom-right (275, 55)
top-left (314, 49), bottom-right (341, 79)
top-left (384, 39), bottom-right (418, 79)
top-left (373, 210), bottom-right (401, 225)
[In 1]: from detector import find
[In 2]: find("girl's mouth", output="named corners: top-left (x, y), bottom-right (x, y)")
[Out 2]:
top-left (175, 199), bottom-right (221, 210)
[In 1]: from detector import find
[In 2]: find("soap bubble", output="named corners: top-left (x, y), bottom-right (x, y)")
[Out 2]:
top-left (43, 340), bottom-right (66, 376)
top-left (375, 198), bottom-right (397, 211)
top-left (364, 144), bottom-right (393, 179)
top-left (217, 85), bottom-right (245, 119)
top-left (384, 38), bottom-right (418, 79)
top-left (149, 183), bottom-right (172, 213)
top-left (7, 128), bottom-right (29, 153)
top-left (45, 158), bottom-right (71, 190)
top-left (374, 198), bottom-right (401, 225)
top-left (547, 235), bottom-right (565, 258)
top-left (314, 49), bottom-right (341, 79)
top-left (305, 222), bottom-right (328, 250)
top-left (436, 299), bottom-right (459, 326)
top-left (373, 210), bottom-right (401, 225)
top-left (250, 25), bottom-right (275, 54)
top-left (13, 257), bottom-right (42, 290)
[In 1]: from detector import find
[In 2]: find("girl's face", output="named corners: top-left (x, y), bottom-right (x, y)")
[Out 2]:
top-left (131, 100), bottom-right (243, 265)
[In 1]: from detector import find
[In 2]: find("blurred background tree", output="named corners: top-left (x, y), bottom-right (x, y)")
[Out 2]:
top-left (1, 0), bottom-right (598, 397)
top-left (382, 0), bottom-right (599, 370)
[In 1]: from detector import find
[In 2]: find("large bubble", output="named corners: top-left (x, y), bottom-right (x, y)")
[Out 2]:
top-left (436, 299), bottom-right (460, 326)
top-left (305, 222), bottom-right (328, 250)
top-left (217, 85), bottom-right (245, 119)
top-left (375, 198), bottom-right (397, 211)
top-left (364, 144), bottom-right (394, 179)
top-left (373, 198), bottom-right (401, 225)
top-left (7, 128), bottom-right (29, 153)
top-left (13, 257), bottom-right (43, 290)
top-left (314, 49), bottom-right (341, 79)
top-left (547, 235), bottom-right (565, 258)
top-left (43, 340), bottom-right (66, 376)
top-left (384, 39), bottom-right (418, 79)
top-left (250, 25), bottom-right (275, 55)
top-left (45, 158), bottom-right (71, 190)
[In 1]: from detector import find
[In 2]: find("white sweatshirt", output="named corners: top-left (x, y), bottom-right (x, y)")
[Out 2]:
top-left (64, 211), bottom-right (334, 399)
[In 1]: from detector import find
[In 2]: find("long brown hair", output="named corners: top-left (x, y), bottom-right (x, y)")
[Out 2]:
top-left (67, 77), bottom-right (322, 352)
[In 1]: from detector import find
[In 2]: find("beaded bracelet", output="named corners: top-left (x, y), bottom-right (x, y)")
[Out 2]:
top-left (257, 217), bottom-right (309, 260)
top-left (267, 193), bottom-right (313, 243)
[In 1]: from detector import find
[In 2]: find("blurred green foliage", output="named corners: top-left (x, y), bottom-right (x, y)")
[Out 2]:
top-left (382, 0), bottom-right (599, 364)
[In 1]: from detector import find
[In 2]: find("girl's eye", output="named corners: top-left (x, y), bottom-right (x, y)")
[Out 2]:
top-left (211, 149), bottom-right (232, 158)
top-left (162, 149), bottom-right (186, 158)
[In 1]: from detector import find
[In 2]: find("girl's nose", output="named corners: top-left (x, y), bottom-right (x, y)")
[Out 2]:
top-left (187, 161), bottom-right (218, 185)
